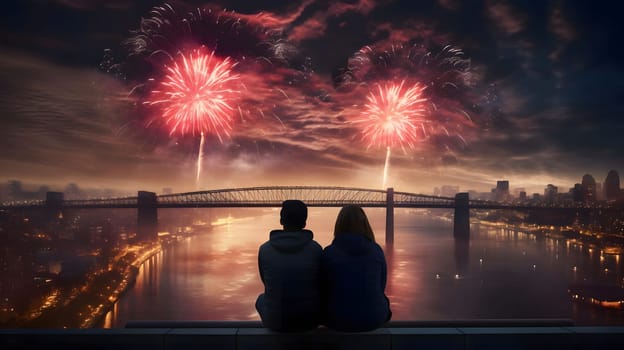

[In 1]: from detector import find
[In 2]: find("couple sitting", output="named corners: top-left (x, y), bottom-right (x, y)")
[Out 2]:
top-left (255, 200), bottom-right (392, 332)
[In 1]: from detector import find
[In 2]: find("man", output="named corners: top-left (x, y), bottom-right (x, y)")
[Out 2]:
top-left (255, 199), bottom-right (323, 331)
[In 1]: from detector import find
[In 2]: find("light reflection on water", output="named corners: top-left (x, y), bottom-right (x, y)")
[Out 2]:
top-left (102, 208), bottom-right (624, 327)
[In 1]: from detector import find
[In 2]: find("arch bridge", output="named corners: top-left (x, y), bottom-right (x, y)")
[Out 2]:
top-left (0, 186), bottom-right (598, 243)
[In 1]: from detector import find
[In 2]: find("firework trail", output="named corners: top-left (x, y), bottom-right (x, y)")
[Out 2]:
top-left (196, 132), bottom-right (205, 187)
top-left (382, 146), bottom-right (391, 190)
top-left (353, 80), bottom-right (428, 188)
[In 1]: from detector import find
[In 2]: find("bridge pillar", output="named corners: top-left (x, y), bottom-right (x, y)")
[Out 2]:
top-left (45, 191), bottom-right (64, 221)
top-left (453, 192), bottom-right (470, 240)
top-left (137, 191), bottom-right (158, 241)
top-left (45, 191), bottom-right (63, 208)
top-left (386, 188), bottom-right (394, 245)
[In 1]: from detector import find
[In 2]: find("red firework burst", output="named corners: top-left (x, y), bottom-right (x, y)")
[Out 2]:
top-left (145, 49), bottom-right (240, 141)
top-left (354, 80), bottom-right (429, 151)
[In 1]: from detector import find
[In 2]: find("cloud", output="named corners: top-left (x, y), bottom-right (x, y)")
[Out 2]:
top-left (327, 0), bottom-right (378, 16)
top-left (236, 0), bottom-right (314, 31)
top-left (369, 20), bottom-right (444, 46)
top-left (549, 1), bottom-right (576, 42)
top-left (437, 0), bottom-right (460, 11)
top-left (548, 1), bottom-right (576, 64)
top-left (0, 49), bottom-right (179, 189)
top-left (286, 0), bottom-right (384, 42)
top-left (288, 15), bottom-right (328, 41)
top-left (485, 0), bottom-right (526, 35)
top-left (32, 0), bottom-right (132, 10)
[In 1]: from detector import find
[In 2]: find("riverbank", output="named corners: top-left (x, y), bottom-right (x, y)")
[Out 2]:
top-left (12, 228), bottom-right (208, 328)
top-left (87, 241), bottom-right (162, 328)
top-left (15, 240), bottom-right (163, 328)
top-left (477, 220), bottom-right (624, 317)
top-left (476, 220), bottom-right (624, 252)
top-left (93, 225), bottom-right (215, 328)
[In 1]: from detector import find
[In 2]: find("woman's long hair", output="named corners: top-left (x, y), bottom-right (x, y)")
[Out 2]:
top-left (334, 205), bottom-right (376, 242)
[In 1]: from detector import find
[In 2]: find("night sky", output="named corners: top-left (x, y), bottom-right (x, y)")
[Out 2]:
top-left (1, 0), bottom-right (623, 195)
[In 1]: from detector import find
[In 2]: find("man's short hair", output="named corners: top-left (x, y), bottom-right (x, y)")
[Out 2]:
top-left (280, 200), bottom-right (307, 229)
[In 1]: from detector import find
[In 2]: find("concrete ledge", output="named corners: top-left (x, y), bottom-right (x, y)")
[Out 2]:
top-left (462, 327), bottom-right (576, 350)
top-left (237, 327), bottom-right (391, 350)
top-left (0, 328), bottom-right (168, 350)
top-left (124, 319), bottom-right (575, 328)
top-left (564, 327), bottom-right (624, 349)
top-left (389, 327), bottom-right (463, 350)
top-left (2, 321), bottom-right (623, 350)
top-left (166, 328), bottom-right (237, 350)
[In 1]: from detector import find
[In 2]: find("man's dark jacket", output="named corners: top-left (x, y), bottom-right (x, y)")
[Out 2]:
top-left (256, 229), bottom-right (322, 331)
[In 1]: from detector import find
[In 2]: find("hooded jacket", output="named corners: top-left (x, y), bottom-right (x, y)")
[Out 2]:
top-left (257, 229), bottom-right (323, 331)
top-left (322, 232), bottom-right (391, 332)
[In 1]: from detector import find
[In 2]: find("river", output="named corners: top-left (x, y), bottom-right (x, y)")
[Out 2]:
top-left (100, 208), bottom-right (624, 327)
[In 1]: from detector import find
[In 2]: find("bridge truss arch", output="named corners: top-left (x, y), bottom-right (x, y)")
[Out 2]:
top-left (156, 186), bottom-right (456, 208)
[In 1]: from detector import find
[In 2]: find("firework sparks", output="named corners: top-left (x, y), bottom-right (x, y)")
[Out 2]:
top-left (355, 80), bottom-right (428, 151)
top-left (338, 42), bottom-right (480, 154)
top-left (146, 49), bottom-right (240, 139)
top-left (145, 49), bottom-right (241, 188)
top-left (352, 80), bottom-right (428, 189)
top-left (337, 40), bottom-right (491, 188)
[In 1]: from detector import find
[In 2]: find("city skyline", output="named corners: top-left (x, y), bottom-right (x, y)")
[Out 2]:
top-left (1, 168), bottom-right (620, 202)
top-left (1, 0), bottom-right (623, 195)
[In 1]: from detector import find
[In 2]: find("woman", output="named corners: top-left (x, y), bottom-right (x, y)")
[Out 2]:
top-left (321, 205), bottom-right (392, 332)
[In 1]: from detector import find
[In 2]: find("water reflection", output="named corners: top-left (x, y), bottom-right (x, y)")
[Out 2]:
top-left (101, 209), bottom-right (624, 327)
top-left (454, 238), bottom-right (469, 276)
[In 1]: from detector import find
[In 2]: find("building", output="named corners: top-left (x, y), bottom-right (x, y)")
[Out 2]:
top-left (581, 174), bottom-right (596, 203)
top-left (513, 188), bottom-right (525, 199)
top-left (433, 186), bottom-right (460, 197)
top-left (604, 170), bottom-right (621, 201)
top-left (440, 185), bottom-right (459, 198)
top-left (518, 191), bottom-right (527, 201)
top-left (544, 184), bottom-right (558, 203)
top-left (492, 180), bottom-right (510, 202)
top-left (571, 183), bottom-right (583, 202)
top-left (596, 183), bottom-right (604, 201)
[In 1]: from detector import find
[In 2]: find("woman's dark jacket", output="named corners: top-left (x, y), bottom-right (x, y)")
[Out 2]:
top-left (321, 232), bottom-right (391, 332)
